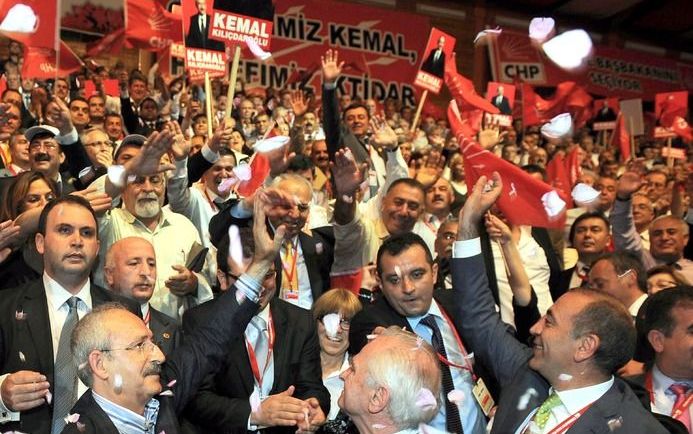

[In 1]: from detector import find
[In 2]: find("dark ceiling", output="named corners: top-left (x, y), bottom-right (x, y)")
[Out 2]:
top-left (479, 0), bottom-right (693, 54)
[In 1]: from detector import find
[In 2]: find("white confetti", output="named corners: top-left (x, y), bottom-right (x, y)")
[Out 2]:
top-left (366, 334), bottom-right (378, 340)
top-left (517, 388), bottom-right (539, 411)
top-left (167, 379), bottom-right (177, 388)
top-left (528, 17), bottom-right (555, 43)
top-left (372, 424), bottom-right (387, 430)
top-left (245, 36), bottom-right (272, 61)
top-left (415, 387), bottom-right (437, 411)
top-left (253, 136), bottom-right (290, 153)
top-left (249, 389), bottom-right (262, 413)
top-left (113, 373), bottom-right (123, 393)
top-left (78, 362), bottom-right (87, 371)
top-left (394, 265), bottom-right (402, 278)
top-left (571, 183), bottom-right (600, 207)
top-left (541, 190), bottom-right (566, 218)
top-left (45, 390), bottom-right (52, 405)
top-left (411, 336), bottom-right (424, 351)
top-left (233, 163), bottom-right (252, 181)
top-left (447, 389), bottom-right (465, 405)
top-left (542, 29), bottom-right (593, 70)
top-left (557, 373), bottom-right (573, 381)
top-left (540, 113), bottom-right (573, 139)
top-left (0, 4), bottom-right (38, 33)
top-left (217, 176), bottom-right (238, 193)
top-left (228, 225), bottom-right (244, 268)
top-left (159, 390), bottom-right (174, 396)
top-left (473, 27), bottom-right (502, 44)
top-left (18, 351), bottom-right (25, 363)
top-left (15, 310), bottom-right (26, 320)
top-left (64, 413), bottom-right (80, 424)
top-left (607, 416), bottom-right (623, 431)
top-left (322, 313), bottom-right (342, 340)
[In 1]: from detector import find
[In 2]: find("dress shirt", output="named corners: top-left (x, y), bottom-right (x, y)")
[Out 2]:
top-left (408, 301), bottom-right (486, 434)
top-left (629, 293), bottom-right (648, 318)
top-left (515, 377), bottom-right (614, 434)
top-left (323, 353), bottom-right (350, 420)
top-left (568, 261), bottom-right (590, 290)
top-left (95, 207), bottom-right (214, 321)
top-left (490, 226), bottom-right (552, 327)
top-left (651, 364), bottom-right (693, 420)
top-left (0, 273), bottom-right (93, 420)
top-left (279, 235), bottom-right (313, 310)
top-left (246, 305), bottom-right (274, 430)
top-left (93, 390), bottom-right (160, 434)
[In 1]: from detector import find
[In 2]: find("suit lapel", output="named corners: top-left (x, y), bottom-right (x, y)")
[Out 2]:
top-left (22, 280), bottom-right (54, 380)
top-left (298, 233), bottom-right (322, 301)
top-left (568, 381), bottom-right (621, 434)
top-left (269, 301), bottom-right (289, 395)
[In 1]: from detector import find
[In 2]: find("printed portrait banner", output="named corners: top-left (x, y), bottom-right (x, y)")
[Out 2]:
top-left (181, 0), bottom-right (227, 74)
top-left (488, 29), bottom-right (693, 100)
top-left (232, 0), bottom-right (430, 107)
top-left (414, 27), bottom-right (456, 94)
top-left (486, 81), bottom-right (516, 116)
top-left (210, 0), bottom-right (274, 49)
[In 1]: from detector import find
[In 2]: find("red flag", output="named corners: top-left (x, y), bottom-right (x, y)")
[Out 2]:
top-left (521, 81), bottom-right (586, 126)
top-left (565, 146), bottom-right (582, 187)
top-left (422, 99), bottom-right (446, 121)
top-left (545, 153), bottom-right (573, 207)
top-left (125, 0), bottom-right (182, 51)
top-left (22, 41), bottom-right (83, 80)
top-left (449, 101), bottom-right (566, 228)
top-left (565, 85), bottom-right (593, 129)
top-left (611, 114), bottom-right (631, 161)
top-left (444, 54), bottom-right (499, 114)
top-left (236, 154), bottom-right (271, 197)
top-left (672, 116), bottom-right (693, 143)
top-left (0, 0), bottom-right (58, 49)
top-left (86, 28), bottom-right (126, 58)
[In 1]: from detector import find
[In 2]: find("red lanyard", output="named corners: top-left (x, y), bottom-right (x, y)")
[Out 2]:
top-left (143, 309), bottom-right (151, 328)
top-left (645, 370), bottom-right (693, 420)
top-left (245, 315), bottom-right (275, 388)
top-left (543, 402), bottom-right (594, 434)
top-left (281, 242), bottom-right (298, 290)
top-left (202, 187), bottom-right (219, 212)
top-left (437, 308), bottom-right (475, 377)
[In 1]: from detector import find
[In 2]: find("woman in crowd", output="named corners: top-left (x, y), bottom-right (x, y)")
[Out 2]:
top-left (646, 264), bottom-right (689, 295)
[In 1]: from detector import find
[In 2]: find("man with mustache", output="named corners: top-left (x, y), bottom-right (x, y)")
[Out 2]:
top-left (421, 177), bottom-right (454, 242)
top-left (93, 130), bottom-right (214, 322)
top-left (61, 196), bottom-right (280, 434)
top-left (0, 196), bottom-right (139, 434)
top-left (104, 237), bottom-right (180, 358)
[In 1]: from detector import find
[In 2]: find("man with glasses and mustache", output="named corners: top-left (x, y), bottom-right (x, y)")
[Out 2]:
top-left (61, 198), bottom-right (282, 434)
top-left (93, 131), bottom-right (214, 323)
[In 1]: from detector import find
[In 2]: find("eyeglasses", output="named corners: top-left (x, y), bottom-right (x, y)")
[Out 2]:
top-left (101, 339), bottom-right (158, 355)
top-left (319, 316), bottom-right (351, 330)
top-left (129, 175), bottom-right (165, 186)
top-left (84, 140), bottom-right (112, 149)
top-left (226, 269), bottom-right (277, 281)
top-left (29, 140), bottom-right (58, 151)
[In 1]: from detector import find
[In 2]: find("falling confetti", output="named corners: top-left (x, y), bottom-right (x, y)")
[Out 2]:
top-left (114, 373), bottom-right (123, 393)
top-left (46, 390), bottom-right (52, 405)
top-left (571, 183), bottom-right (600, 207)
top-left (64, 413), bottom-right (81, 424)
top-left (411, 336), bottom-right (424, 351)
top-left (322, 313), bottom-right (342, 341)
top-left (540, 113), bottom-right (573, 139)
top-left (447, 389), bottom-right (465, 405)
top-left (541, 190), bottom-right (566, 218)
top-left (245, 36), bottom-right (272, 61)
top-left (557, 373), bottom-right (573, 381)
top-left (253, 136), bottom-right (290, 153)
top-left (217, 177), bottom-right (238, 193)
top-left (372, 424), bottom-right (387, 430)
top-left (517, 387), bottom-right (538, 410)
top-left (366, 334), bottom-right (378, 340)
top-left (607, 416), bottom-right (623, 431)
top-left (233, 164), bottom-right (252, 181)
top-left (167, 379), bottom-right (177, 388)
top-left (14, 310), bottom-right (26, 320)
top-left (415, 387), bottom-right (437, 411)
top-left (78, 362), bottom-right (87, 371)
top-left (18, 351), bottom-right (25, 363)
top-left (473, 27), bottom-right (502, 44)
top-left (528, 17), bottom-right (555, 43)
top-left (159, 390), bottom-right (174, 396)
top-left (542, 29), bottom-right (593, 70)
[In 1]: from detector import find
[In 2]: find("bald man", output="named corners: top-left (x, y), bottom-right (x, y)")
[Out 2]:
top-left (104, 237), bottom-right (180, 357)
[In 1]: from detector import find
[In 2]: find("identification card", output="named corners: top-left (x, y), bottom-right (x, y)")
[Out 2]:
top-left (473, 377), bottom-right (495, 417)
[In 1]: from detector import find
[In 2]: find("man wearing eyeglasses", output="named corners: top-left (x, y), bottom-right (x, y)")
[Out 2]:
top-left (93, 132), bottom-right (214, 323)
top-left (182, 223), bottom-right (330, 434)
top-left (587, 252), bottom-right (649, 319)
top-left (77, 128), bottom-right (113, 189)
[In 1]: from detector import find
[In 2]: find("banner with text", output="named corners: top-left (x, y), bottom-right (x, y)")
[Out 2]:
top-left (488, 29), bottom-right (693, 100)
top-left (181, 0), bottom-right (227, 75)
top-left (237, 0), bottom-right (430, 106)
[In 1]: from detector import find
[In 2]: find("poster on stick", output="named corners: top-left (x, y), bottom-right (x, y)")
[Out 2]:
top-left (414, 27), bottom-right (455, 94)
top-left (210, 0), bottom-right (274, 49)
top-left (181, 0), bottom-right (227, 74)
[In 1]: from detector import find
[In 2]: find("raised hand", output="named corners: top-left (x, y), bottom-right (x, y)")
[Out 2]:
top-left (368, 115), bottom-right (398, 152)
top-left (485, 212), bottom-right (512, 245)
top-left (478, 125), bottom-right (500, 150)
top-left (320, 49), bottom-right (344, 84)
top-left (253, 188), bottom-right (287, 263)
top-left (0, 220), bottom-right (20, 264)
top-left (616, 171), bottom-right (643, 200)
top-left (289, 89), bottom-right (310, 118)
top-left (45, 97), bottom-right (74, 136)
top-left (458, 172), bottom-right (503, 240)
top-left (330, 148), bottom-right (368, 197)
top-left (209, 119), bottom-right (235, 153)
top-left (124, 130), bottom-right (176, 177)
top-left (71, 186), bottom-right (112, 215)
top-left (165, 264), bottom-right (198, 296)
top-left (167, 121), bottom-right (191, 161)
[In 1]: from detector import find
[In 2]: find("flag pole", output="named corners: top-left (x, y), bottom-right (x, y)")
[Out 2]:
top-left (410, 90), bottom-right (428, 134)
top-left (666, 136), bottom-right (674, 168)
top-left (204, 71), bottom-right (213, 138)
top-left (225, 45), bottom-right (241, 120)
top-left (609, 112), bottom-right (622, 148)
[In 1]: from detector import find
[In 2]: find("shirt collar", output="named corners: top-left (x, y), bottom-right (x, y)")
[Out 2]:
top-left (43, 272), bottom-right (92, 311)
top-left (629, 293), bottom-right (648, 317)
top-left (408, 299), bottom-right (440, 328)
top-left (553, 376), bottom-right (614, 415)
top-left (652, 364), bottom-right (693, 396)
top-left (120, 207), bottom-right (169, 230)
top-left (92, 391), bottom-right (160, 434)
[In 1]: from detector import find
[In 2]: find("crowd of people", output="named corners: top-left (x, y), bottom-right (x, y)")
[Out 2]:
top-left (0, 37), bottom-right (690, 434)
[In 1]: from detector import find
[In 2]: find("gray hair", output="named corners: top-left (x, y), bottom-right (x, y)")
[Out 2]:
top-left (365, 327), bottom-right (441, 429)
top-left (650, 215), bottom-right (689, 237)
top-left (71, 303), bottom-right (128, 387)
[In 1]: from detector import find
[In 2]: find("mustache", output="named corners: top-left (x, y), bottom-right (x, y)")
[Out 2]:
top-left (137, 192), bottom-right (159, 201)
top-left (143, 362), bottom-right (162, 376)
top-left (33, 153), bottom-right (50, 162)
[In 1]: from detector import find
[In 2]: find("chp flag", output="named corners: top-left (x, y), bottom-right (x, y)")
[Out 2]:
top-left (414, 27), bottom-right (455, 94)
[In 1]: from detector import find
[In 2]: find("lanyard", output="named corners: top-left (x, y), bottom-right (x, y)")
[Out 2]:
top-left (143, 309), bottom-right (151, 328)
top-left (645, 370), bottom-right (693, 420)
top-left (201, 186), bottom-right (219, 212)
top-left (543, 402), bottom-right (594, 434)
top-left (245, 315), bottom-right (275, 388)
top-left (281, 242), bottom-right (298, 291)
top-left (436, 308), bottom-right (475, 377)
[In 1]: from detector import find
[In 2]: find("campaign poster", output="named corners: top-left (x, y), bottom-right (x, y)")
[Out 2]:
top-left (181, 0), bottom-right (227, 75)
top-left (413, 27), bottom-right (455, 95)
top-left (210, 0), bottom-right (274, 49)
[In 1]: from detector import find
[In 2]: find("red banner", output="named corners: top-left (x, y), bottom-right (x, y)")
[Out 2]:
top-left (235, 0), bottom-right (430, 106)
top-left (0, 0), bottom-right (58, 49)
top-left (488, 29), bottom-right (693, 100)
top-left (414, 28), bottom-right (455, 95)
top-left (22, 41), bottom-right (83, 79)
top-left (126, 0), bottom-right (183, 51)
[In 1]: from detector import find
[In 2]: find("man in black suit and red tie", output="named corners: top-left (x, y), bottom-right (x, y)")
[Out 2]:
top-left (421, 36), bottom-right (446, 79)
top-left (491, 85), bottom-right (512, 115)
top-left (186, 0), bottom-right (224, 51)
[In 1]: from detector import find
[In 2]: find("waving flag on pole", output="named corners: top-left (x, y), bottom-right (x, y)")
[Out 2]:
top-left (0, 0), bottom-right (59, 49)
top-left (22, 41), bottom-right (83, 79)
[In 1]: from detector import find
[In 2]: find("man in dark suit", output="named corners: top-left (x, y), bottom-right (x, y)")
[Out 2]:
top-left (60, 193), bottom-right (281, 434)
top-left (452, 172), bottom-right (669, 434)
top-left (0, 196), bottom-right (140, 434)
top-left (212, 0), bottom-right (274, 20)
top-left (183, 218), bottom-right (330, 434)
top-left (104, 237), bottom-right (180, 358)
top-left (349, 232), bottom-right (492, 434)
top-left (420, 36), bottom-right (446, 79)
top-left (490, 85), bottom-right (512, 115)
top-left (186, 0), bottom-right (225, 51)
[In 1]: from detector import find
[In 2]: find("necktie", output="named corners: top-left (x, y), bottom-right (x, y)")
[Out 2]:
top-left (199, 15), bottom-right (205, 31)
top-left (668, 383), bottom-right (691, 431)
top-left (577, 265), bottom-right (590, 288)
top-left (420, 315), bottom-right (463, 434)
top-left (252, 317), bottom-right (269, 375)
top-left (530, 391), bottom-right (562, 431)
top-left (281, 240), bottom-right (299, 299)
top-left (51, 297), bottom-right (80, 434)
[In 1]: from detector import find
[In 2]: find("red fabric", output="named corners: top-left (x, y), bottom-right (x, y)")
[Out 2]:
top-left (444, 54), bottom-right (499, 114)
top-left (448, 101), bottom-right (566, 228)
top-left (657, 93), bottom-right (688, 128)
top-left (285, 63), bottom-right (319, 88)
top-left (125, 0), bottom-right (182, 51)
top-left (330, 270), bottom-right (363, 295)
top-left (236, 154), bottom-right (271, 197)
top-left (22, 41), bottom-right (82, 79)
top-left (546, 153), bottom-right (572, 205)
top-left (0, 0), bottom-right (57, 49)
top-left (565, 146), bottom-right (582, 187)
top-left (521, 81), bottom-right (591, 126)
top-left (612, 114), bottom-right (631, 161)
top-left (86, 28), bottom-right (126, 58)
top-left (672, 116), bottom-right (693, 143)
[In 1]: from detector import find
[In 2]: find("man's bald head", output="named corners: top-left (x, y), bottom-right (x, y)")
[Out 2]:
top-left (104, 237), bottom-right (157, 304)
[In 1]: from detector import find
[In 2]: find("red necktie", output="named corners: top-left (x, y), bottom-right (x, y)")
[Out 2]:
top-left (669, 383), bottom-right (691, 431)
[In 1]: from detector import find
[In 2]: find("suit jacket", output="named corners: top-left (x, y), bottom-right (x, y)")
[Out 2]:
top-left (552, 266), bottom-right (575, 302)
top-left (491, 95), bottom-right (512, 115)
top-left (0, 280), bottom-right (140, 434)
top-left (186, 13), bottom-right (225, 51)
top-left (452, 253), bottom-right (669, 434)
top-left (421, 48), bottom-right (445, 78)
top-left (623, 373), bottom-right (688, 434)
top-left (182, 298), bottom-right (330, 434)
top-left (150, 307), bottom-right (181, 358)
top-left (321, 84), bottom-right (370, 165)
top-left (61, 286), bottom-right (258, 434)
top-left (212, 0), bottom-right (274, 20)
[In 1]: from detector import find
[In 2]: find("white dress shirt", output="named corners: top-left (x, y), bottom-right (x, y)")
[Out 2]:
top-left (323, 353), bottom-right (349, 420)
top-left (651, 364), bottom-right (693, 421)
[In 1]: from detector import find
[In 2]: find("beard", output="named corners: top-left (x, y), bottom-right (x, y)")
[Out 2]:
top-left (134, 194), bottom-right (161, 218)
